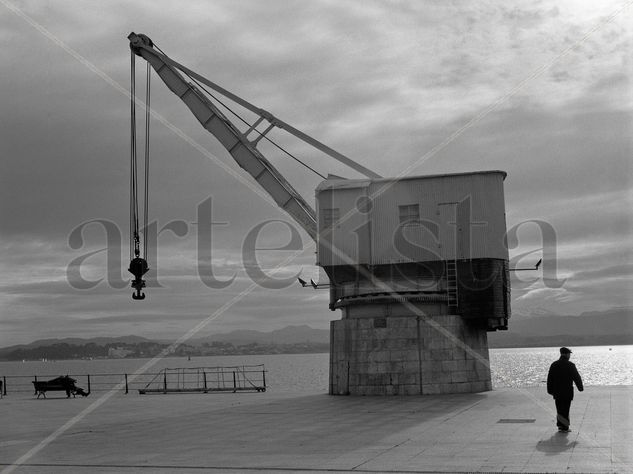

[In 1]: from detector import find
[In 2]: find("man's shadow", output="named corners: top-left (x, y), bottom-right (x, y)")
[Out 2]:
top-left (536, 432), bottom-right (577, 456)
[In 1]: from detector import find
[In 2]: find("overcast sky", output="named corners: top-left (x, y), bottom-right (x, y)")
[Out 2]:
top-left (1, 0), bottom-right (631, 347)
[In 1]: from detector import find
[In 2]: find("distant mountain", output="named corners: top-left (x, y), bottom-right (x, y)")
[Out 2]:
top-left (0, 335), bottom-right (152, 356)
top-left (0, 326), bottom-right (330, 359)
top-left (2, 308), bottom-right (630, 358)
top-left (0, 327), bottom-right (331, 361)
top-left (488, 308), bottom-right (633, 348)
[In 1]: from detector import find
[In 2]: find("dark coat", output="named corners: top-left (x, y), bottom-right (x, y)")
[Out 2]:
top-left (547, 357), bottom-right (583, 400)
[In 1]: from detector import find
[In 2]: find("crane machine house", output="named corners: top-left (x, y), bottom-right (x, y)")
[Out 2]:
top-left (317, 172), bottom-right (509, 395)
top-left (128, 33), bottom-right (510, 396)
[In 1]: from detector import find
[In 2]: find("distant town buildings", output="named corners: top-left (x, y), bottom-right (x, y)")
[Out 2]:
top-left (108, 347), bottom-right (134, 358)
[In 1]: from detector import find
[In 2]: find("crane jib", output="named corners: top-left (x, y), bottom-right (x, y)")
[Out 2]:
top-left (128, 33), bottom-right (380, 180)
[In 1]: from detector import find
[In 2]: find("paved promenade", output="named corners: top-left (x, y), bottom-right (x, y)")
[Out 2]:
top-left (1, 386), bottom-right (631, 473)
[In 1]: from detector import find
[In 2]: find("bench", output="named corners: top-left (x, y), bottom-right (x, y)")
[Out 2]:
top-left (32, 376), bottom-right (88, 398)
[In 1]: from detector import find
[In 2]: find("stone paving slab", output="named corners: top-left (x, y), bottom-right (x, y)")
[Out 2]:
top-left (1, 386), bottom-right (630, 473)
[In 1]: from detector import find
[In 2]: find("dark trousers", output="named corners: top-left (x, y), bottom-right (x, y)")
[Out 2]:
top-left (555, 397), bottom-right (572, 429)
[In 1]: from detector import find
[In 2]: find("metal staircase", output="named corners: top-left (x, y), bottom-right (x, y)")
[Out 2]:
top-left (446, 260), bottom-right (458, 313)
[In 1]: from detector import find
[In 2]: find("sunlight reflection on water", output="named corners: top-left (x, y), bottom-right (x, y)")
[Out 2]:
top-left (490, 345), bottom-right (633, 388)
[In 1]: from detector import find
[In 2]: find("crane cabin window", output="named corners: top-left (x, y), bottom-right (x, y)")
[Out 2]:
top-left (399, 204), bottom-right (420, 225)
top-left (322, 208), bottom-right (340, 229)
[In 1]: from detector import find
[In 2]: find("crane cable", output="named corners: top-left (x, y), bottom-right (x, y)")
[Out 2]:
top-left (130, 50), bottom-right (138, 261)
top-left (128, 50), bottom-right (151, 300)
top-left (152, 43), bottom-right (326, 180)
top-left (194, 76), bottom-right (327, 180)
top-left (143, 61), bottom-right (151, 256)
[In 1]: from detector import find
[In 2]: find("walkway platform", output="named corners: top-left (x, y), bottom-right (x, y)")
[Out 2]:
top-left (1, 386), bottom-right (630, 473)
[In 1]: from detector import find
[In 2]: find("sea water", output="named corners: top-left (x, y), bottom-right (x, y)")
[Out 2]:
top-left (1, 345), bottom-right (631, 395)
top-left (490, 345), bottom-right (633, 388)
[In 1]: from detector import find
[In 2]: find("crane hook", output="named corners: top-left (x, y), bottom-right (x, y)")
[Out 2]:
top-left (128, 257), bottom-right (149, 300)
top-left (128, 46), bottom-right (152, 300)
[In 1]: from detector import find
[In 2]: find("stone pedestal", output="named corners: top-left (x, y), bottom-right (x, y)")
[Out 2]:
top-left (329, 314), bottom-right (492, 395)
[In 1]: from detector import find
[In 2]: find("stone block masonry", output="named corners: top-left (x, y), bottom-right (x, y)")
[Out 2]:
top-left (329, 314), bottom-right (492, 395)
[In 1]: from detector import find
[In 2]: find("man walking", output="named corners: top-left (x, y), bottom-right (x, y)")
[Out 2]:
top-left (547, 347), bottom-right (584, 432)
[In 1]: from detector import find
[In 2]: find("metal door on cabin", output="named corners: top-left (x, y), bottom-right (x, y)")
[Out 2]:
top-left (437, 202), bottom-right (458, 260)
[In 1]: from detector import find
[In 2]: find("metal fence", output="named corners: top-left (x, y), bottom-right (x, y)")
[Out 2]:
top-left (0, 365), bottom-right (266, 397)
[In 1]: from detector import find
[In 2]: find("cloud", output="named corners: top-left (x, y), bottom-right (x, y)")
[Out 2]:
top-left (1, 0), bottom-right (631, 345)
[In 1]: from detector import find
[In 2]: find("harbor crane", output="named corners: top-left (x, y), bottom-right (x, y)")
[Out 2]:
top-left (127, 33), bottom-right (513, 395)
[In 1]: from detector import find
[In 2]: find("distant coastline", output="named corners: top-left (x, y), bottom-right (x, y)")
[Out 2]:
top-left (487, 334), bottom-right (633, 349)
top-left (2, 308), bottom-right (631, 361)
top-left (0, 340), bottom-right (330, 362)
top-left (2, 337), bottom-right (632, 362)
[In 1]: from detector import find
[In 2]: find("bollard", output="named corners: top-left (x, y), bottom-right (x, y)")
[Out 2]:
top-left (203, 371), bottom-right (207, 391)
top-left (125, 374), bottom-right (129, 394)
top-left (233, 371), bottom-right (236, 392)
top-left (163, 371), bottom-right (167, 393)
top-left (2, 376), bottom-right (6, 396)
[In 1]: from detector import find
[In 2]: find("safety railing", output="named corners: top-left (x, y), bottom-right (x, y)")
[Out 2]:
top-left (138, 365), bottom-right (266, 394)
top-left (0, 365), bottom-right (266, 397)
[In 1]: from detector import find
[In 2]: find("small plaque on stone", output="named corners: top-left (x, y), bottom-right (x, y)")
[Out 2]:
top-left (373, 318), bottom-right (387, 328)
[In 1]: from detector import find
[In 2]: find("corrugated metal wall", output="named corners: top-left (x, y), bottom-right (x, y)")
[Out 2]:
top-left (316, 171), bottom-right (508, 267)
